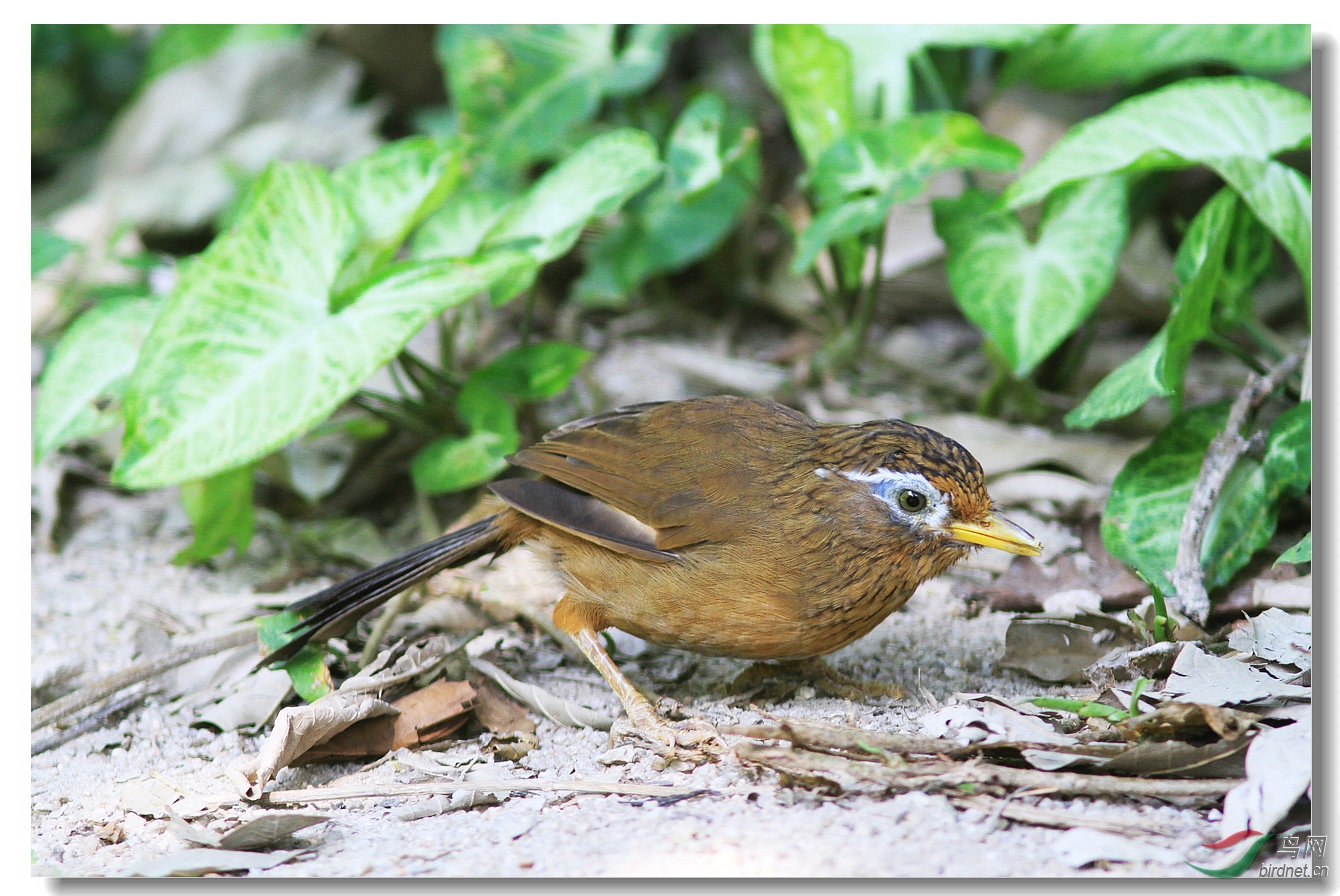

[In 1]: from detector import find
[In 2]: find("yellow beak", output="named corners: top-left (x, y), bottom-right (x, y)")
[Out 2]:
top-left (947, 511), bottom-right (1043, 557)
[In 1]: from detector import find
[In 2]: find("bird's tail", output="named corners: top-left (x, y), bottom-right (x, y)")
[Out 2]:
top-left (257, 513), bottom-right (510, 668)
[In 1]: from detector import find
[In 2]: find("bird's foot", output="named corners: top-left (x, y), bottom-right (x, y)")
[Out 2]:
top-left (612, 701), bottom-right (728, 764)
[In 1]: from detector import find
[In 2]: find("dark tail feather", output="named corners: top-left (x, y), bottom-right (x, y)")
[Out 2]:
top-left (258, 513), bottom-right (509, 668)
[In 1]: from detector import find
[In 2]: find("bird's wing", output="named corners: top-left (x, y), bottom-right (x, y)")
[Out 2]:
top-left (505, 396), bottom-right (814, 552)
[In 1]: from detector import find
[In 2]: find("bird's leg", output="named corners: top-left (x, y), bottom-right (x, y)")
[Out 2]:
top-left (552, 596), bottom-right (723, 759)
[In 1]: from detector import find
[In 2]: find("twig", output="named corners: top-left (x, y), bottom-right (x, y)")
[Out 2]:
top-left (949, 793), bottom-right (1190, 839)
top-left (1170, 343), bottom-right (1305, 622)
top-left (31, 689), bottom-right (147, 755)
top-left (256, 779), bottom-right (708, 806)
top-left (31, 625), bottom-right (256, 731)
top-left (736, 743), bottom-right (1237, 804)
top-left (721, 719), bottom-right (988, 760)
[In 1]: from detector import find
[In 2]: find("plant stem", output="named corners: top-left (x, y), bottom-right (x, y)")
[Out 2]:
top-left (912, 49), bottom-right (953, 112)
top-left (848, 229), bottom-right (888, 358)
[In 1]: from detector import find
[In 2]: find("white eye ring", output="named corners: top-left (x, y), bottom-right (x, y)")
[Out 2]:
top-left (834, 468), bottom-right (952, 529)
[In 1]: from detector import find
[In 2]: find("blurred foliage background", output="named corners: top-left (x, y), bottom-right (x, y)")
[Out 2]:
top-left (31, 24), bottom-right (1310, 620)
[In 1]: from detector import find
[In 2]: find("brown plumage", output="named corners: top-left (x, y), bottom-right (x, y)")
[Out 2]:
top-left (262, 396), bottom-right (1041, 754)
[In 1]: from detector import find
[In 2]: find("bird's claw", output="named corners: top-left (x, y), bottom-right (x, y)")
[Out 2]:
top-left (611, 714), bottom-right (728, 764)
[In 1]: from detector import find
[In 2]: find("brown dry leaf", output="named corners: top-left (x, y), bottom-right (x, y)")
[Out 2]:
top-left (1086, 641), bottom-right (1184, 690)
top-left (298, 679), bottom-right (477, 763)
top-left (1097, 738), bottom-right (1251, 779)
top-left (471, 675), bottom-right (538, 760)
top-left (1118, 701), bottom-right (1259, 744)
top-left (1000, 614), bottom-right (1138, 683)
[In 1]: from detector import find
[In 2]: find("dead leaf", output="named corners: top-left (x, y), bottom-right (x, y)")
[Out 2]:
top-left (1211, 707), bottom-right (1312, 869)
top-left (1086, 641), bottom-right (1183, 690)
top-left (1097, 739), bottom-right (1251, 779)
top-left (192, 668), bottom-right (293, 732)
top-left (919, 695), bottom-right (1075, 747)
top-left (1251, 574), bottom-right (1312, 610)
top-left (298, 679), bottom-right (476, 763)
top-left (1158, 644), bottom-right (1311, 706)
top-left (1119, 701), bottom-right (1259, 744)
top-left (1227, 608), bottom-right (1311, 671)
top-left (121, 778), bottom-right (185, 818)
top-left (470, 657), bottom-right (614, 730)
top-left (1001, 614), bottom-right (1138, 683)
top-left (235, 692), bottom-right (399, 799)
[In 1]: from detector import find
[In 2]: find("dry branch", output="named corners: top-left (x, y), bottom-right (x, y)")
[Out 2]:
top-left (1171, 343), bottom-right (1306, 622)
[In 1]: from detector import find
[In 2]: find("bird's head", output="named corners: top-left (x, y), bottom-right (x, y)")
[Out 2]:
top-left (816, 419), bottom-right (1043, 560)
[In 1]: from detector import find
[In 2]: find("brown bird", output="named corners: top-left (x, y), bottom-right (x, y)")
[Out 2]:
top-left (261, 396), bottom-right (1041, 753)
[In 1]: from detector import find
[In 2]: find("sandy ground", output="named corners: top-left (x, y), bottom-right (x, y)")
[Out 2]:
top-left (30, 484), bottom-right (1218, 878)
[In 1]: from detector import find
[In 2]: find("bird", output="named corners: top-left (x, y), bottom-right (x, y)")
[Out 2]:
top-left (260, 396), bottom-right (1041, 755)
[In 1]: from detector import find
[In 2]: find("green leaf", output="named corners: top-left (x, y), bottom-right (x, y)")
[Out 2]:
top-left (472, 341), bottom-right (593, 401)
top-left (32, 228), bottom-right (78, 276)
top-left (411, 430), bottom-right (516, 494)
top-left (575, 93), bottom-right (760, 306)
top-left (605, 25), bottom-right (684, 94)
top-left (329, 137), bottom-right (466, 305)
top-left (666, 92), bottom-right (730, 198)
top-left (792, 196), bottom-right (888, 276)
top-left (332, 136), bottom-right (464, 249)
top-left (1161, 189), bottom-right (1238, 390)
top-left (1212, 156), bottom-right (1312, 307)
top-left (455, 379), bottom-right (517, 436)
top-left (437, 25), bottom-right (676, 179)
top-left (1066, 188), bottom-right (1238, 429)
top-left (438, 25), bottom-right (611, 176)
top-left (1001, 24), bottom-right (1311, 91)
top-left (483, 129), bottom-right (662, 264)
top-left (755, 25), bottom-right (1050, 122)
top-left (822, 24), bottom-right (1053, 120)
top-left (767, 24), bottom-right (854, 167)
top-left (173, 464), bottom-right (255, 564)
top-left (792, 112), bottom-right (1022, 273)
top-left (810, 113), bottom-right (1021, 208)
top-left (1065, 331), bottom-right (1173, 429)
top-left (143, 24), bottom-right (304, 84)
top-left (256, 610), bottom-right (332, 702)
top-left (411, 189), bottom-right (514, 260)
top-left (934, 177), bottom-right (1128, 378)
top-left (1263, 401), bottom-right (1311, 499)
top-left (1029, 696), bottom-right (1133, 722)
top-left (1276, 532), bottom-right (1311, 566)
top-left (1103, 401), bottom-right (1307, 597)
top-left (33, 295), bottom-right (160, 463)
top-left (115, 161), bottom-right (532, 488)
top-left (1004, 76), bottom-right (1311, 210)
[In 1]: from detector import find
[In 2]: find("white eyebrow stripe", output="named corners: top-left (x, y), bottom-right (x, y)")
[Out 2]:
top-left (838, 468), bottom-right (937, 494)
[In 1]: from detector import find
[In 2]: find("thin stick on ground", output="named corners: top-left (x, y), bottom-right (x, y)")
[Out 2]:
top-left (31, 625), bottom-right (257, 734)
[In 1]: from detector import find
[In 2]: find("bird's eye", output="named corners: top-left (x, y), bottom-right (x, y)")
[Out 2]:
top-left (897, 489), bottom-right (928, 513)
